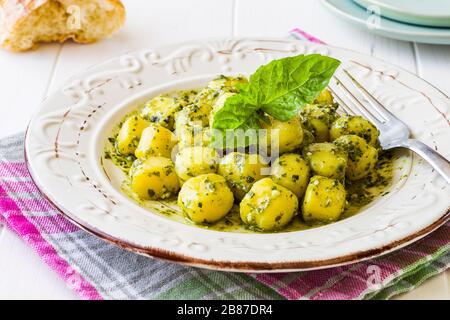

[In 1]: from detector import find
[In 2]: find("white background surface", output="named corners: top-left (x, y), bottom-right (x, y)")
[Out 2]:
top-left (0, 0), bottom-right (448, 299)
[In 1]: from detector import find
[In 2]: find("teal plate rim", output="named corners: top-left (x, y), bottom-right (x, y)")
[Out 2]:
top-left (322, 0), bottom-right (450, 45)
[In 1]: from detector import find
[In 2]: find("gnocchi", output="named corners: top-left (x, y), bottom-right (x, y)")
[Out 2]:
top-left (315, 89), bottom-right (334, 105)
top-left (300, 104), bottom-right (338, 142)
top-left (175, 125), bottom-right (211, 150)
top-left (218, 152), bottom-right (269, 200)
top-left (240, 178), bottom-right (299, 231)
top-left (302, 176), bottom-right (346, 223)
top-left (207, 75), bottom-right (248, 92)
top-left (330, 115), bottom-right (380, 146)
top-left (271, 154), bottom-right (310, 198)
top-left (129, 157), bottom-right (179, 200)
top-left (178, 174), bottom-right (234, 223)
top-left (140, 95), bottom-right (180, 130)
top-left (175, 146), bottom-right (219, 184)
top-left (334, 135), bottom-right (378, 181)
top-left (260, 116), bottom-right (304, 154)
top-left (303, 143), bottom-right (348, 180)
top-left (116, 115), bottom-right (149, 155)
top-left (135, 125), bottom-right (177, 159)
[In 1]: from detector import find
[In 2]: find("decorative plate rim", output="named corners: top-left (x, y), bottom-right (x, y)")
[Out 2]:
top-left (24, 37), bottom-right (450, 272)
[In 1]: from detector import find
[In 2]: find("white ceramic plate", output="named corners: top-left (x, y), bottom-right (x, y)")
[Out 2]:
top-left (322, 0), bottom-right (450, 45)
top-left (25, 38), bottom-right (450, 272)
top-left (354, 0), bottom-right (450, 27)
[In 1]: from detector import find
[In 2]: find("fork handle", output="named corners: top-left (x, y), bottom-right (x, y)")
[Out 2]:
top-left (402, 139), bottom-right (450, 184)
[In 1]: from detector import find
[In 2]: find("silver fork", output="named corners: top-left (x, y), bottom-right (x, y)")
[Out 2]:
top-left (328, 70), bottom-right (450, 184)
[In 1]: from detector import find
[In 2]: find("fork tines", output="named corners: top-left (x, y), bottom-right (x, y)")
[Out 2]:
top-left (328, 69), bottom-right (399, 126)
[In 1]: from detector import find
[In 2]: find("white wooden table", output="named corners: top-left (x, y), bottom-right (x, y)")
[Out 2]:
top-left (0, 0), bottom-right (448, 300)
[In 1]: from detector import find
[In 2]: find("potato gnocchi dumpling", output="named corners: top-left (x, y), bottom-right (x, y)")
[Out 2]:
top-left (271, 154), bottom-right (310, 199)
top-left (176, 102), bottom-right (211, 128)
top-left (174, 91), bottom-right (216, 129)
top-left (330, 115), bottom-right (380, 146)
top-left (260, 117), bottom-right (304, 154)
top-left (129, 157), bottom-right (179, 200)
top-left (334, 135), bottom-right (378, 181)
top-left (315, 89), bottom-right (334, 105)
top-left (140, 95), bottom-right (180, 130)
top-left (182, 77), bottom-right (245, 128)
top-left (116, 115), bottom-right (150, 155)
top-left (135, 125), bottom-right (177, 159)
top-left (240, 178), bottom-right (299, 231)
top-left (175, 146), bottom-right (219, 184)
top-left (303, 143), bottom-right (348, 180)
top-left (178, 174), bottom-right (234, 223)
top-left (218, 152), bottom-right (269, 200)
top-left (175, 125), bottom-right (211, 150)
top-left (300, 104), bottom-right (338, 142)
top-left (207, 75), bottom-right (248, 92)
top-left (302, 176), bottom-right (346, 223)
top-left (301, 128), bottom-right (316, 147)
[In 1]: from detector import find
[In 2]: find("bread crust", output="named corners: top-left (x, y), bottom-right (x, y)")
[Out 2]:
top-left (0, 0), bottom-right (126, 51)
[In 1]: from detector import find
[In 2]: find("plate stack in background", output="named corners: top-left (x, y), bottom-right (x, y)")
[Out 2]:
top-left (322, 0), bottom-right (450, 44)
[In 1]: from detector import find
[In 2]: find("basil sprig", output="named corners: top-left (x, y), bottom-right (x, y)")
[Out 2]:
top-left (211, 54), bottom-right (341, 147)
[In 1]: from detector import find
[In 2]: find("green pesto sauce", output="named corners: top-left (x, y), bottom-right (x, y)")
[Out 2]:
top-left (341, 150), bottom-right (395, 219)
top-left (111, 151), bottom-right (395, 234)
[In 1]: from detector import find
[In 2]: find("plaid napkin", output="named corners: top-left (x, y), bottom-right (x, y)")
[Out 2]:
top-left (1, 30), bottom-right (449, 300)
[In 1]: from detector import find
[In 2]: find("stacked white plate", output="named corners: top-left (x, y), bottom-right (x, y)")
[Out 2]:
top-left (322, 0), bottom-right (450, 44)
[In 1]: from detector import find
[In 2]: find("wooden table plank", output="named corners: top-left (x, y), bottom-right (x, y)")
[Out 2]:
top-left (49, 0), bottom-right (235, 92)
top-left (0, 229), bottom-right (77, 299)
top-left (0, 45), bottom-right (60, 137)
top-left (234, 0), bottom-right (417, 72)
top-left (414, 44), bottom-right (450, 95)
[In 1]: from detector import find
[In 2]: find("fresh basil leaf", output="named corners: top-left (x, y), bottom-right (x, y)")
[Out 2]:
top-left (251, 54), bottom-right (341, 121)
top-left (211, 94), bottom-right (257, 131)
top-left (211, 111), bottom-right (260, 149)
top-left (211, 54), bottom-right (341, 148)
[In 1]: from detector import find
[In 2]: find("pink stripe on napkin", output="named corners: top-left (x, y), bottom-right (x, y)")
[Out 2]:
top-left (0, 184), bottom-right (102, 300)
top-left (0, 162), bottom-right (30, 177)
top-left (27, 215), bottom-right (80, 234)
top-left (290, 28), bottom-right (326, 44)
